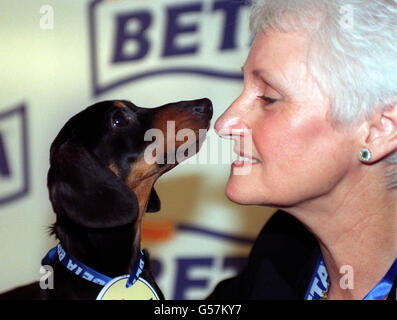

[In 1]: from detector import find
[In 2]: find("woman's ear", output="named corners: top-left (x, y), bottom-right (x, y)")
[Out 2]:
top-left (360, 104), bottom-right (397, 163)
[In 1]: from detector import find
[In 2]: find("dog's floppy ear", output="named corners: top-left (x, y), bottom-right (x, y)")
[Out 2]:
top-left (146, 187), bottom-right (161, 213)
top-left (48, 143), bottom-right (139, 228)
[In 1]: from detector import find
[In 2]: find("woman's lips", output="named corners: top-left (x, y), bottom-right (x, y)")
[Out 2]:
top-left (232, 155), bottom-right (261, 168)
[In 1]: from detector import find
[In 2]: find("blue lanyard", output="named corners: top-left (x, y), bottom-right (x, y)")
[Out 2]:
top-left (363, 259), bottom-right (397, 300)
top-left (42, 244), bottom-right (145, 288)
top-left (305, 255), bottom-right (397, 300)
top-left (304, 256), bottom-right (329, 300)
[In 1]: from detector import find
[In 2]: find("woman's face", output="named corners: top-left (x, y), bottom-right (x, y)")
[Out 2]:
top-left (215, 29), bottom-right (358, 208)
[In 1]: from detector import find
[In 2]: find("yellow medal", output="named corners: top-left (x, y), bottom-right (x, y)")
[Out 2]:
top-left (96, 276), bottom-right (159, 300)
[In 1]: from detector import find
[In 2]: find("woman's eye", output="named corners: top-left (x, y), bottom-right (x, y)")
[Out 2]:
top-left (112, 111), bottom-right (130, 128)
top-left (258, 95), bottom-right (277, 105)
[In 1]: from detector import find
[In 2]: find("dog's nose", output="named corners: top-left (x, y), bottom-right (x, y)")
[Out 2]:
top-left (193, 98), bottom-right (213, 118)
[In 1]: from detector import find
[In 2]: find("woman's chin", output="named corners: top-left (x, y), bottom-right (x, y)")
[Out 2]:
top-left (225, 179), bottom-right (259, 205)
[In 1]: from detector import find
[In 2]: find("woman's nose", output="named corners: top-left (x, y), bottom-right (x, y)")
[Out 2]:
top-left (215, 104), bottom-right (250, 139)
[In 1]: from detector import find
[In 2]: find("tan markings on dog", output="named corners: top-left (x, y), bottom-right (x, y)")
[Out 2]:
top-left (133, 175), bottom-right (157, 221)
top-left (114, 101), bottom-right (126, 109)
top-left (125, 157), bottom-right (162, 247)
top-left (125, 157), bottom-right (163, 215)
top-left (126, 158), bottom-right (158, 189)
top-left (108, 162), bottom-right (120, 177)
top-left (151, 112), bottom-right (179, 153)
top-left (151, 107), bottom-right (205, 153)
top-left (131, 174), bottom-right (158, 249)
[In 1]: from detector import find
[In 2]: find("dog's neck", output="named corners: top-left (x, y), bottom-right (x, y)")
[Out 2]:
top-left (51, 176), bottom-right (157, 279)
top-left (129, 176), bottom-right (158, 248)
top-left (52, 217), bottom-right (141, 278)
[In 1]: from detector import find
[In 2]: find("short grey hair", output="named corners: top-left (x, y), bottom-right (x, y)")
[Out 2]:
top-left (250, 0), bottom-right (397, 188)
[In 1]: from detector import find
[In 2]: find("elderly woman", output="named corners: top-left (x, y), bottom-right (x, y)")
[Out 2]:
top-left (210, 0), bottom-right (396, 300)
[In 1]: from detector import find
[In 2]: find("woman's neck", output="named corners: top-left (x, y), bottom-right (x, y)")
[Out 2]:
top-left (288, 170), bottom-right (397, 300)
top-left (319, 209), bottom-right (396, 300)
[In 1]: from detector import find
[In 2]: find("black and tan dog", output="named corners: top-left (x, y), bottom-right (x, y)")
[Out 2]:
top-left (0, 98), bottom-right (212, 299)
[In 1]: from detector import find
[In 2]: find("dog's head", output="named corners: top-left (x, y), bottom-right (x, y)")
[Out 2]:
top-left (47, 99), bottom-right (212, 229)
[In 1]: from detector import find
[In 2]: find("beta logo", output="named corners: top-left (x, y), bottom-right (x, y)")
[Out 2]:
top-left (0, 104), bottom-right (30, 206)
top-left (142, 222), bottom-right (255, 300)
top-left (88, 0), bottom-right (251, 95)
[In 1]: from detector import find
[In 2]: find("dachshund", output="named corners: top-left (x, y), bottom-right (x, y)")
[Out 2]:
top-left (0, 98), bottom-right (213, 299)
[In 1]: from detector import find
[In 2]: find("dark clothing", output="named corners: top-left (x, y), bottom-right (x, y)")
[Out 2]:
top-left (208, 210), bottom-right (396, 300)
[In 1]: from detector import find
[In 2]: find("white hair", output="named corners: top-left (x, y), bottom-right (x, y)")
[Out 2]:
top-left (250, 0), bottom-right (397, 188)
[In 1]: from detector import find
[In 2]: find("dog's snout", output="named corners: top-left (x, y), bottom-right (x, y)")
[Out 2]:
top-left (193, 98), bottom-right (213, 118)
top-left (193, 105), bottom-right (209, 114)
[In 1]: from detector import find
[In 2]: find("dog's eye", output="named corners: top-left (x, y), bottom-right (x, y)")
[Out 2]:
top-left (112, 111), bottom-right (130, 128)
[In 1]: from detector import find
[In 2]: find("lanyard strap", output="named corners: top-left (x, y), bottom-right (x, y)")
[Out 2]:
top-left (305, 255), bottom-right (397, 300)
top-left (304, 256), bottom-right (329, 300)
top-left (42, 244), bottom-right (145, 288)
top-left (363, 259), bottom-right (397, 300)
